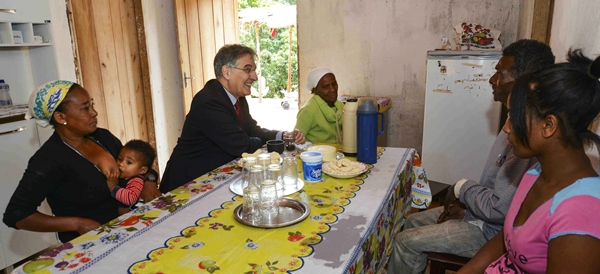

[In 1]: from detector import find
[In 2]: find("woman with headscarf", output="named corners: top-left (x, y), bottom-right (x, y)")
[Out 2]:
top-left (294, 67), bottom-right (345, 144)
top-left (2, 81), bottom-right (160, 242)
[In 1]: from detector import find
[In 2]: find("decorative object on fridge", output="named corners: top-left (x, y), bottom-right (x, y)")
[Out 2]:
top-left (453, 22), bottom-right (502, 50)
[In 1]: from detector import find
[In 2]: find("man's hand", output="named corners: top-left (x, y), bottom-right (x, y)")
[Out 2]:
top-left (292, 129), bottom-right (306, 144)
top-left (437, 189), bottom-right (465, 223)
top-left (437, 203), bottom-right (465, 223)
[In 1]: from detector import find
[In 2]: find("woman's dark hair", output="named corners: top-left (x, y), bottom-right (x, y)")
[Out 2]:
top-left (509, 49), bottom-right (600, 154)
top-left (49, 83), bottom-right (83, 126)
top-left (123, 139), bottom-right (156, 168)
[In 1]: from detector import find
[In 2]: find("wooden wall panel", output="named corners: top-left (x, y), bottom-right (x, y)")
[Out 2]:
top-left (531, 0), bottom-right (554, 43)
top-left (70, 0), bottom-right (108, 128)
top-left (175, 0), bottom-right (239, 115)
top-left (120, 0), bottom-right (148, 141)
top-left (185, 0), bottom-right (206, 102)
top-left (70, 0), bottom-right (152, 146)
top-left (198, 0), bottom-right (217, 82)
top-left (175, 0), bottom-right (194, 114)
top-left (212, 0), bottom-right (225, 48)
top-left (91, 0), bottom-right (127, 139)
top-left (222, 0), bottom-right (239, 44)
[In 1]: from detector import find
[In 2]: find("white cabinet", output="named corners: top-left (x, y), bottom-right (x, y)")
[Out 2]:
top-left (0, 0), bottom-right (51, 23)
top-left (0, 119), bottom-right (58, 269)
top-left (0, 0), bottom-right (59, 270)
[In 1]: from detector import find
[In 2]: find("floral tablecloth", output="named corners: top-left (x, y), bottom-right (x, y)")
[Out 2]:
top-left (13, 147), bottom-right (423, 274)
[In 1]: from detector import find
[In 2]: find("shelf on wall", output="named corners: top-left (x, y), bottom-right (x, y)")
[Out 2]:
top-left (0, 42), bottom-right (52, 47)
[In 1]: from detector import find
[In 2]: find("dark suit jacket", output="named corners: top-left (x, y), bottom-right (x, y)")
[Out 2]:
top-left (160, 79), bottom-right (278, 192)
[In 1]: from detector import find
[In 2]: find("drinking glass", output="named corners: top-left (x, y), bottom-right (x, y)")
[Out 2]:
top-left (283, 131), bottom-right (296, 151)
top-left (267, 164), bottom-right (284, 199)
top-left (240, 157), bottom-right (257, 189)
top-left (242, 165), bottom-right (263, 223)
top-left (281, 156), bottom-right (298, 191)
top-left (257, 153), bottom-right (271, 167)
top-left (260, 179), bottom-right (278, 217)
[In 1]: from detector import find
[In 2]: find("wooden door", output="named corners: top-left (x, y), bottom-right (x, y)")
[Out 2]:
top-left (68, 0), bottom-right (155, 146)
top-left (174, 0), bottom-right (239, 114)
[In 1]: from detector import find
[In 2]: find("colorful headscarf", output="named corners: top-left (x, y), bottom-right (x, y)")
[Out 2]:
top-left (305, 67), bottom-right (333, 91)
top-left (25, 80), bottom-right (75, 127)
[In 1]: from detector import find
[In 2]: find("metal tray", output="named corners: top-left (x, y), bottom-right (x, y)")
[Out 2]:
top-left (233, 198), bottom-right (310, 228)
top-left (229, 178), bottom-right (304, 196)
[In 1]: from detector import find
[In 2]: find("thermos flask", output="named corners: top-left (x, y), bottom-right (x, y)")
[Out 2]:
top-left (342, 98), bottom-right (358, 156)
top-left (357, 98), bottom-right (384, 164)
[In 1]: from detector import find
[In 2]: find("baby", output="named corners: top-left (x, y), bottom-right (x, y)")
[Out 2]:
top-left (106, 140), bottom-right (157, 215)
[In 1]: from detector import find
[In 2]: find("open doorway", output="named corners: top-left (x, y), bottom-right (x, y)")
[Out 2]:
top-left (238, 0), bottom-right (298, 132)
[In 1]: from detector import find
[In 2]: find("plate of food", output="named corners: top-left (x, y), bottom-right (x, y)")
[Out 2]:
top-left (237, 149), bottom-right (282, 166)
top-left (322, 158), bottom-right (368, 179)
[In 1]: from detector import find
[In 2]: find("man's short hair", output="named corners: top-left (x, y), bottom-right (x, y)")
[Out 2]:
top-left (213, 44), bottom-right (256, 78)
top-left (503, 39), bottom-right (555, 78)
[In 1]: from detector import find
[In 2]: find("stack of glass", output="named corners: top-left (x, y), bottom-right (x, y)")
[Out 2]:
top-left (240, 154), bottom-right (302, 224)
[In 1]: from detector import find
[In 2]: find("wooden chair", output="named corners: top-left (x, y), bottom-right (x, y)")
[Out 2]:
top-left (427, 252), bottom-right (470, 274)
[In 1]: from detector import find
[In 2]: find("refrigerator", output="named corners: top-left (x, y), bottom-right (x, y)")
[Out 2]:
top-left (422, 50), bottom-right (502, 184)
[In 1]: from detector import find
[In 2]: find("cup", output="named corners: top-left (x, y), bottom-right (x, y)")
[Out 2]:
top-left (281, 156), bottom-right (299, 191)
top-left (242, 166), bottom-right (264, 223)
top-left (283, 132), bottom-right (296, 151)
top-left (267, 164), bottom-right (284, 199)
top-left (260, 179), bottom-right (278, 217)
top-left (257, 153), bottom-right (271, 167)
top-left (300, 151), bottom-right (323, 182)
top-left (266, 140), bottom-right (285, 154)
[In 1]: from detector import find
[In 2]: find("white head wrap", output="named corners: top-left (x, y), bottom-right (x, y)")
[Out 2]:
top-left (305, 67), bottom-right (333, 91)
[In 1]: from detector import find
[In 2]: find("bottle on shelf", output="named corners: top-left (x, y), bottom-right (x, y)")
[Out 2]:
top-left (0, 80), bottom-right (12, 106)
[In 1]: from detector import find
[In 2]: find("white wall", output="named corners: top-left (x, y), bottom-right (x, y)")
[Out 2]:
top-left (49, 0), bottom-right (77, 82)
top-left (140, 1), bottom-right (184, 176)
top-left (297, 0), bottom-right (520, 151)
top-left (549, 0), bottom-right (600, 171)
top-left (549, 0), bottom-right (600, 62)
top-left (38, 0), bottom-right (78, 142)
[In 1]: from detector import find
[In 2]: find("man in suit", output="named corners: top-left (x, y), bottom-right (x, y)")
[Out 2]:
top-left (160, 44), bottom-right (305, 192)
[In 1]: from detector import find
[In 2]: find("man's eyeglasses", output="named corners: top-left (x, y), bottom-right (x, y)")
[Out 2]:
top-left (231, 66), bottom-right (259, 74)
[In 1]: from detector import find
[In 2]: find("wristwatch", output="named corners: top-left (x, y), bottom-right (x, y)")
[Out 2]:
top-left (145, 173), bottom-right (157, 183)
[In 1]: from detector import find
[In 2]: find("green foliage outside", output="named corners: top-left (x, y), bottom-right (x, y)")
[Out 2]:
top-left (239, 0), bottom-right (298, 99)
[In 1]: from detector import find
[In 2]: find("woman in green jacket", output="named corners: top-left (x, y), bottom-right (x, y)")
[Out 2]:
top-left (295, 67), bottom-right (344, 144)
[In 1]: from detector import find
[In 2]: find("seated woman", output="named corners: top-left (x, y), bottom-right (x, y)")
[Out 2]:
top-left (459, 50), bottom-right (600, 273)
top-left (2, 80), bottom-right (160, 242)
top-left (295, 67), bottom-right (345, 143)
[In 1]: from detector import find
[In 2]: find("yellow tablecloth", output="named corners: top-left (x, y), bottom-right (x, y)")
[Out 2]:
top-left (13, 147), bottom-right (424, 274)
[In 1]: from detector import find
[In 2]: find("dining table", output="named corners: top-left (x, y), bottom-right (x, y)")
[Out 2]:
top-left (13, 147), bottom-right (428, 274)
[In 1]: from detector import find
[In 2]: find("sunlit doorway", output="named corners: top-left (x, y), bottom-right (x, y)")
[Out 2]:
top-left (238, 0), bottom-right (298, 132)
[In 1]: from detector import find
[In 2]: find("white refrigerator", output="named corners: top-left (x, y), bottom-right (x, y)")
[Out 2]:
top-left (422, 50), bottom-right (502, 184)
